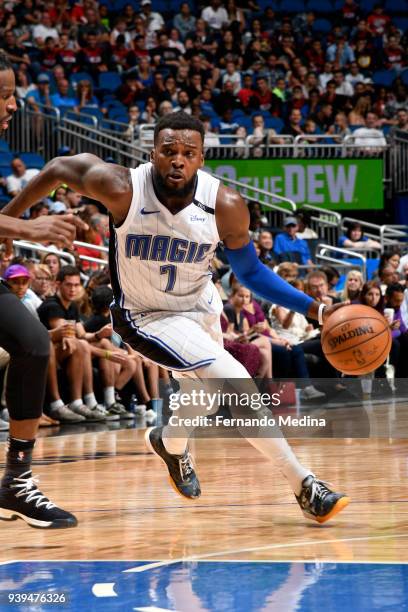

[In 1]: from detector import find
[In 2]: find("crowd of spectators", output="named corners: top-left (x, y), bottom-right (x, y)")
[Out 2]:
top-left (0, 0), bottom-right (407, 154)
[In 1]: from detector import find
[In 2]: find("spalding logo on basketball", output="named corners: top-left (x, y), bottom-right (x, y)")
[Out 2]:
top-left (321, 304), bottom-right (392, 375)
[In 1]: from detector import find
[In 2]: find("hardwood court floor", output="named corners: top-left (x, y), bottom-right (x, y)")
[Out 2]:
top-left (1, 403), bottom-right (408, 564)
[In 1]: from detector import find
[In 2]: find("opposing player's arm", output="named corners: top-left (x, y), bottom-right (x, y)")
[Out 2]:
top-left (215, 186), bottom-right (341, 322)
top-left (1, 153), bottom-right (132, 225)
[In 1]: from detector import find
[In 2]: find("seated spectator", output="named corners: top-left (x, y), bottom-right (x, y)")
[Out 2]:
top-left (352, 112), bottom-right (387, 151)
top-left (221, 60), bottom-right (242, 96)
top-left (295, 211), bottom-right (318, 239)
top-left (341, 269), bottom-right (364, 303)
top-left (388, 109), bottom-right (408, 140)
top-left (141, 96), bottom-right (159, 124)
top-left (174, 90), bottom-right (192, 114)
top-left (201, 0), bottom-right (229, 32)
top-left (327, 111), bottom-right (351, 141)
top-left (285, 108), bottom-right (304, 137)
top-left (173, 2), bottom-right (197, 41)
top-left (379, 265), bottom-right (400, 295)
top-left (3, 264), bottom-right (42, 319)
top-left (33, 11), bottom-right (59, 46)
top-left (384, 283), bottom-right (408, 381)
top-left (77, 31), bottom-right (111, 78)
top-left (26, 73), bottom-right (52, 111)
top-left (220, 309), bottom-right (261, 377)
top-left (140, 0), bottom-right (164, 41)
top-left (50, 79), bottom-right (76, 110)
top-left (333, 70), bottom-right (354, 98)
top-left (124, 105), bottom-right (141, 141)
top-left (360, 280), bottom-right (385, 313)
top-left (74, 209), bottom-right (108, 273)
top-left (41, 252), bottom-right (63, 288)
top-left (237, 73), bottom-right (258, 111)
top-left (37, 265), bottom-right (117, 421)
top-left (247, 114), bottom-right (282, 157)
top-left (326, 36), bottom-right (355, 68)
top-left (1, 30), bottom-right (31, 69)
top-left (6, 158), bottom-right (40, 199)
top-left (338, 222), bottom-right (381, 250)
top-left (84, 286), bottom-right (140, 418)
top-left (38, 36), bottom-right (59, 72)
top-left (378, 249), bottom-right (401, 278)
top-left (15, 69), bottom-right (36, 101)
top-left (306, 269), bottom-right (341, 311)
top-left (56, 32), bottom-right (80, 76)
top-left (319, 62), bottom-right (334, 91)
top-left (49, 186), bottom-right (68, 214)
top-left (321, 266), bottom-right (341, 296)
top-left (346, 62), bottom-right (371, 89)
top-left (274, 217), bottom-right (313, 266)
top-left (74, 80), bottom-right (99, 113)
top-left (202, 115), bottom-right (220, 148)
top-left (367, 4), bottom-right (391, 37)
top-left (223, 287), bottom-right (272, 379)
top-left (30, 201), bottom-right (49, 219)
top-left (31, 264), bottom-right (54, 301)
top-left (258, 230), bottom-right (275, 265)
top-left (276, 262), bottom-right (299, 283)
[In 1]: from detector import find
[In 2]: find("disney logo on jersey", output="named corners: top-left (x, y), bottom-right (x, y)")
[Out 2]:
top-left (125, 233), bottom-right (212, 263)
top-left (189, 214), bottom-right (206, 223)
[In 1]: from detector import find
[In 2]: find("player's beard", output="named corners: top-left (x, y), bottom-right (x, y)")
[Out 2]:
top-left (153, 168), bottom-right (197, 200)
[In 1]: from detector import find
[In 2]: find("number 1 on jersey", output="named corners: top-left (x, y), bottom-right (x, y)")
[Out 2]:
top-left (160, 264), bottom-right (177, 292)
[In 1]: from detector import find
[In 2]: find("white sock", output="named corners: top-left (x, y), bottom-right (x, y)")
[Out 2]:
top-left (247, 437), bottom-right (311, 496)
top-left (162, 424), bottom-right (189, 455)
top-left (69, 399), bottom-right (83, 410)
top-left (84, 392), bottom-right (97, 408)
top-left (50, 399), bottom-right (64, 410)
top-left (103, 386), bottom-right (115, 407)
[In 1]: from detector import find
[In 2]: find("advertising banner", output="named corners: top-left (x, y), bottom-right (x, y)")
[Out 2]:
top-left (206, 159), bottom-right (384, 210)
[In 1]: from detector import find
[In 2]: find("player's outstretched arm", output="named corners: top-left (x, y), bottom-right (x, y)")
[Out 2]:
top-left (216, 186), bottom-right (341, 323)
top-left (1, 153), bottom-right (132, 225)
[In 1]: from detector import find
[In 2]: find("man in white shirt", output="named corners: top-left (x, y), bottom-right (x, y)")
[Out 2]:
top-left (318, 61), bottom-right (333, 91)
top-left (333, 70), bottom-right (354, 97)
top-left (32, 12), bottom-right (59, 46)
top-left (201, 0), bottom-right (229, 31)
top-left (353, 112), bottom-right (387, 150)
top-left (140, 0), bottom-right (164, 36)
top-left (6, 158), bottom-right (40, 198)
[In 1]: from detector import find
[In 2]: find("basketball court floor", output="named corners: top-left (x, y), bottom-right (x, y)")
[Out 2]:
top-left (1, 397), bottom-right (408, 611)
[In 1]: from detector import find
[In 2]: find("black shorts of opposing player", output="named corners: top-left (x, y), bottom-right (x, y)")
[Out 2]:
top-left (0, 282), bottom-right (49, 420)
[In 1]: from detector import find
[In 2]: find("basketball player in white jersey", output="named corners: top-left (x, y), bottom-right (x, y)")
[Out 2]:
top-left (3, 112), bottom-right (349, 523)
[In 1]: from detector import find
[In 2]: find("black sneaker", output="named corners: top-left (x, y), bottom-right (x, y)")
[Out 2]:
top-left (296, 474), bottom-right (350, 524)
top-left (0, 471), bottom-right (78, 528)
top-left (145, 427), bottom-right (201, 499)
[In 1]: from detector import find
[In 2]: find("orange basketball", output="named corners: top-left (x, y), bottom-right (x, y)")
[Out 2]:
top-left (321, 304), bottom-right (392, 375)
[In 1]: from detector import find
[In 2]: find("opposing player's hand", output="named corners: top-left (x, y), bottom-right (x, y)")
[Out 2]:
top-left (24, 215), bottom-right (88, 247)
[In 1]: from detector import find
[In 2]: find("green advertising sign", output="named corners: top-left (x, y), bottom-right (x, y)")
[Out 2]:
top-left (206, 159), bottom-right (384, 210)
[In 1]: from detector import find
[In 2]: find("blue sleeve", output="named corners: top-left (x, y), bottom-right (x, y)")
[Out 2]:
top-left (224, 242), bottom-right (314, 316)
top-left (300, 240), bottom-right (311, 264)
top-left (338, 235), bottom-right (347, 247)
top-left (273, 234), bottom-right (284, 255)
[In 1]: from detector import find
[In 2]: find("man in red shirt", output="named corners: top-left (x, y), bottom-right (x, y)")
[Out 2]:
top-left (367, 4), bottom-right (391, 37)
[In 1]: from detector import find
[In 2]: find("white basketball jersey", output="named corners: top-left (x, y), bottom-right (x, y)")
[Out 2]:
top-left (110, 162), bottom-right (221, 314)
